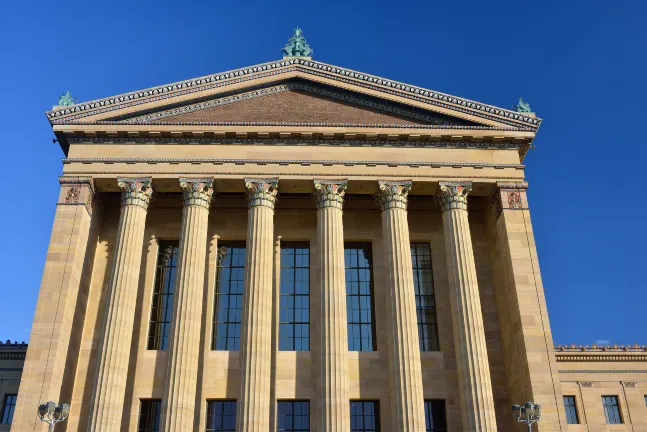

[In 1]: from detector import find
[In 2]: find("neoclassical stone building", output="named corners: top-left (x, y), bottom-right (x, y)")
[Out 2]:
top-left (4, 31), bottom-right (647, 432)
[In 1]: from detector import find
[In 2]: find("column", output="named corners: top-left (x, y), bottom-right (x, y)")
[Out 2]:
top-left (314, 180), bottom-right (350, 432)
top-left (237, 178), bottom-right (278, 432)
top-left (12, 179), bottom-right (96, 431)
top-left (435, 181), bottom-right (497, 431)
top-left (376, 181), bottom-right (426, 432)
top-left (162, 178), bottom-right (214, 431)
top-left (89, 178), bottom-right (153, 431)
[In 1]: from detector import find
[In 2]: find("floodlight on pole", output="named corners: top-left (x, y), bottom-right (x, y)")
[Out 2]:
top-left (37, 401), bottom-right (70, 432)
top-left (512, 401), bottom-right (541, 431)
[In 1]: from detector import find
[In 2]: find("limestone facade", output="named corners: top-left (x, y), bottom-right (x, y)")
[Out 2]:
top-left (4, 54), bottom-right (646, 431)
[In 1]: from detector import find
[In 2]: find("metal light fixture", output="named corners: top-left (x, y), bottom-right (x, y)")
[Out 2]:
top-left (37, 401), bottom-right (70, 431)
top-left (512, 401), bottom-right (541, 431)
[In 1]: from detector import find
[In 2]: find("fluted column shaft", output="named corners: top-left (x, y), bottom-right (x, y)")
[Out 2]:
top-left (314, 180), bottom-right (350, 432)
top-left (376, 181), bottom-right (426, 432)
top-left (436, 182), bottom-right (497, 431)
top-left (89, 178), bottom-right (153, 431)
top-left (237, 178), bottom-right (278, 432)
top-left (162, 179), bottom-right (214, 432)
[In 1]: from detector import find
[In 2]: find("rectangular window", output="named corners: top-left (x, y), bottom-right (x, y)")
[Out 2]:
top-left (563, 396), bottom-right (579, 424)
top-left (411, 243), bottom-right (440, 352)
top-left (277, 400), bottom-right (310, 431)
top-left (148, 240), bottom-right (179, 350)
top-left (212, 242), bottom-right (245, 350)
top-left (602, 396), bottom-right (622, 424)
top-left (424, 400), bottom-right (446, 431)
top-left (206, 400), bottom-right (236, 432)
top-left (280, 243), bottom-right (310, 351)
top-left (137, 399), bottom-right (161, 432)
top-left (1, 394), bottom-right (16, 425)
top-left (345, 244), bottom-right (375, 351)
top-left (350, 401), bottom-right (379, 432)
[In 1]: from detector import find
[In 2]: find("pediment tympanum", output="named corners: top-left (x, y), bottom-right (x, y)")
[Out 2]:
top-left (120, 82), bottom-right (478, 127)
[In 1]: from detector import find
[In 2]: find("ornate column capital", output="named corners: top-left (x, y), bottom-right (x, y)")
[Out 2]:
top-left (179, 178), bottom-right (214, 209)
top-left (245, 178), bottom-right (278, 209)
top-left (435, 181), bottom-right (472, 213)
top-left (375, 180), bottom-right (412, 211)
top-left (313, 179), bottom-right (348, 210)
top-left (118, 177), bottom-right (153, 209)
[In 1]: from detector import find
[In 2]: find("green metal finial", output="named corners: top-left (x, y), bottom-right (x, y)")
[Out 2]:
top-left (56, 91), bottom-right (77, 107)
top-left (513, 97), bottom-right (532, 113)
top-left (282, 27), bottom-right (313, 58)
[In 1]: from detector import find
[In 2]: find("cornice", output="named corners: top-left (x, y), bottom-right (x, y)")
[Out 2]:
top-left (559, 370), bottom-right (647, 373)
top-left (555, 344), bottom-right (647, 352)
top-left (63, 157), bottom-right (524, 170)
top-left (47, 58), bottom-right (540, 129)
top-left (556, 354), bottom-right (647, 362)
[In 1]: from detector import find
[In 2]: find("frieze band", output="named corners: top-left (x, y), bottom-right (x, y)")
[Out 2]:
top-left (245, 178), bottom-right (279, 209)
top-left (179, 178), bottom-right (214, 209)
top-left (118, 177), bottom-right (153, 209)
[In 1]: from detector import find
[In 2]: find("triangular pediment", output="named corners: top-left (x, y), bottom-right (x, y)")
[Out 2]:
top-left (47, 58), bottom-right (541, 132)
top-left (118, 81), bottom-right (478, 127)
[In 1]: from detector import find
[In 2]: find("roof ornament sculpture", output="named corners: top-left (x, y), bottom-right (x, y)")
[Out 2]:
top-left (513, 97), bottom-right (532, 113)
top-left (281, 27), bottom-right (313, 58)
top-left (55, 91), bottom-right (77, 108)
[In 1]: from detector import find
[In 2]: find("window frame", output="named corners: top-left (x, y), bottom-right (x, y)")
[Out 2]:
top-left (1, 394), bottom-right (17, 425)
top-left (212, 241), bottom-right (246, 351)
top-left (147, 240), bottom-right (179, 350)
top-left (137, 399), bottom-right (161, 432)
top-left (411, 242), bottom-right (440, 352)
top-left (563, 395), bottom-right (579, 425)
top-left (350, 400), bottom-right (380, 432)
top-left (345, 243), bottom-right (377, 352)
top-left (206, 400), bottom-right (237, 432)
top-left (276, 400), bottom-right (310, 432)
top-left (424, 399), bottom-right (447, 432)
top-left (602, 395), bottom-right (623, 424)
top-left (279, 242), bottom-right (311, 352)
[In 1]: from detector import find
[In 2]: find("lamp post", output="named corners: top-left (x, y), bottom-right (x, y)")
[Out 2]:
top-left (512, 401), bottom-right (541, 431)
top-left (37, 401), bottom-right (70, 431)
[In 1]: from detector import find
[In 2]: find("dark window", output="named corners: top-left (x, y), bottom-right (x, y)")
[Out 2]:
top-left (350, 401), bottom-right (379, 432)
top-left (138, 399), bottom-right (161, 432)
top-left (345, 244), bottom-right (376, 351)
top-left (277, 400), bottom-right (310, 431)
top-left (602, 396), bottom-right (622, 424)
top-left (1, 394), bottom-right (16, 425)
top-left (644, 395), bottom-right (647, 407)
top-left (280, 243), bottom-right (310, 351)
top-left (148, 241), bottom-right (179, 350)
top-left (212, 242), bottom-right (245, 350)
top-left (563, 396), bottom-right (579, 424)
top-left (206, 400), bottom-right (236, 432)
top-left (424, 400), bottom-right (446, 431)
top-left (411, 243), bottom-right (440, 352)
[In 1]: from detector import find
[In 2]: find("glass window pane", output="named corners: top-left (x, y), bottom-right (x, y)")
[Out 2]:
top-left (212, 243), bottom-right (245, 351)
top-left (350, 401), bottom-right (379, 432)
top-left (137, 399), bottom-right (161, 432)
top-left (277, 401), bottom-right (310, 431)
top-left (279, 242), bottom-right (310, 352)
top-left (206, 400), bottom-right (236, 432)
top-left (148, 241), bottom-right (179, 350)
top-left (0, 394), bottom-right (17, 425)
top-left (345, 244), bottom-right (376, 352)
top-left (411, 243), bottom-right (440, 352)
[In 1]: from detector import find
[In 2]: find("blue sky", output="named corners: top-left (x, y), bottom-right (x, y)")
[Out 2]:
top-left (1, 0), bottom-right (645, 345)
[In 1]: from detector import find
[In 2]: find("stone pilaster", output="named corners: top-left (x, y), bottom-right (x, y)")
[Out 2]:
top-left (162, 178), bottom-right (214, 432)
top-left (485, 183), bottom-right (567, 431)
top-left (376, 181), bottom-right (426, 432)
top-left (89, 178), bottom-right (153, 431)
top-left (12, 179), bottom-right (97, 432)
top-left (237, 178), bottom-right (278, 432)
top-left (314, 180), bottom-right (350, 432)
top-left (435, 181), bottom-right (498, 431)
